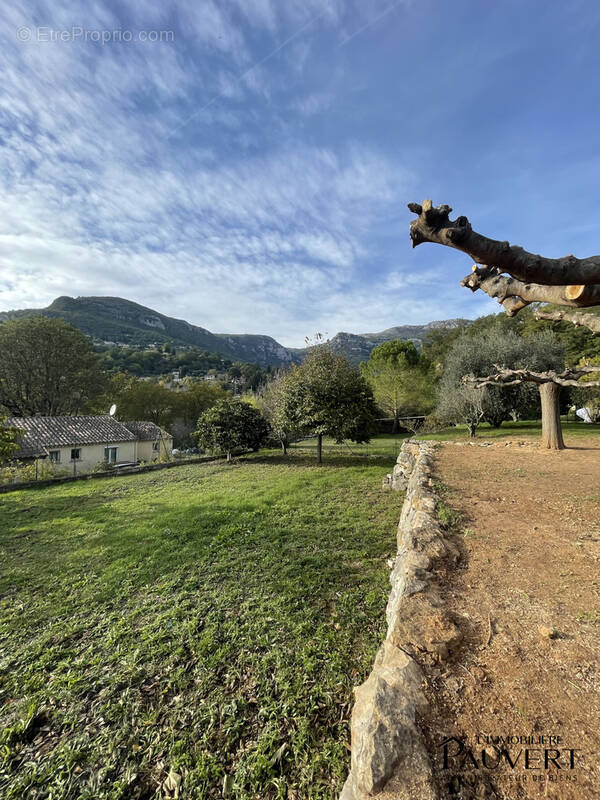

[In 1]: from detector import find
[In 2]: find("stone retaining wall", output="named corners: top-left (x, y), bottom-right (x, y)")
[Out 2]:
top-left (341, 440), bottom-right (460, 800)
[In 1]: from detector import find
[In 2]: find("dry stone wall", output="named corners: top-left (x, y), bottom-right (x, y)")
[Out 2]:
top-left (341, 441), bottom-right (460, 800)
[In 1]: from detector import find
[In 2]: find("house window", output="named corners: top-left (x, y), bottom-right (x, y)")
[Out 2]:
top-left (71, 448), bottom-right (81, 461)
top-left (49, 450), bottom-right (60, 463)
top-left (104, 446), bottom-right (118, 464)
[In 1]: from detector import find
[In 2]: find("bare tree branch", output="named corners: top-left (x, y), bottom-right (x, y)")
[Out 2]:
top-left (464, 365), bottom-right (600, 388)
top-left (459, 266), bottom-right (600, 315)
top-left (501, 296), bottom-right (530, 315)
top-left (534, 309), bottom-right (600, 334)
top-left (408, 200), bottom-right (600, 286)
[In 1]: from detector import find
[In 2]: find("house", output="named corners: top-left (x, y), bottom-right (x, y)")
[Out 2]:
top-left (5, 416), bottom-right (173, 472)
top-left (202, 371), bottom-right (228, 382)
top-left (120, 420), bottom-right (173, 462)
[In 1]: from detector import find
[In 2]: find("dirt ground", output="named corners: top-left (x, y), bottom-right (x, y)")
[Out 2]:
top-left (420, 436), bottom-right (600, 800)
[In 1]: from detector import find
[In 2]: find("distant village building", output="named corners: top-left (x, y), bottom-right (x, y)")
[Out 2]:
top-left (203, 371), bottom-right (228, 382)
top-left (5, 416), bottom-right (173, 472)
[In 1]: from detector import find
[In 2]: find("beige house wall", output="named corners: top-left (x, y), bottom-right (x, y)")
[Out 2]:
top-left (137, 437), bottom-right (173, 463)
top-left (46, 440), bottom-right (138, 473)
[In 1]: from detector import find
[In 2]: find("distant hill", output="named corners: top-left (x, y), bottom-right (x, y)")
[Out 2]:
top-left (0, 296), bottom-right (469, 367)
top-left (298, 320), bottom-right (469, 363)
top-left (0, 296), bottom-right (295, 367)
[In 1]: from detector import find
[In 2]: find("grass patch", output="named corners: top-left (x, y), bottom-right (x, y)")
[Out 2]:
top-left (291, 422), bottom-right (600, 455)
top-left (575, 611), bottom-right (600, 625)
top-left (435, 499), bottom-right (463, 533)
top-left (289, 434), bottom-right (408, 459)
top-left (433, 479), bottom-right (466, 536)
top-left (0, 451), bottom-right (401, 799)
top-left (419, 420), bottom-right (600, 442)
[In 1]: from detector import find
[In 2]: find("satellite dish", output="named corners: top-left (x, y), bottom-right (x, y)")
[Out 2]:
top-left (109, 404), bottom-right (117, 416)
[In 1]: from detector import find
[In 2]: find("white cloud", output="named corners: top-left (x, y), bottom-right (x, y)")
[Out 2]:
top-left (1, 0), bottom-right (479, 347)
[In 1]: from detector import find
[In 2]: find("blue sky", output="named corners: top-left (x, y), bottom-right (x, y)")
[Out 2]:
top-left (2, 0), bottom-right (600, 346)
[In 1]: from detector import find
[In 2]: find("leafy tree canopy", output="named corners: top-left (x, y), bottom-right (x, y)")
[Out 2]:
top-left (195, 398), bottom-right (269, 461)
top-left (89, 373), bottom-right (229, 447)
top-left (280, 347), bottom-right (378, 461)
top-left (253, 370), bottom-right (302, 455)
top-left (0, 317), bottom-right (104, 416)
top-left (361, 339), bottom-right (435, 429)
top-left (368, 339), bottom-right (420, 368)
top-left (0, 417), bottom-right (20, 462)
top-left (436, 327), bottom-right (565, 432)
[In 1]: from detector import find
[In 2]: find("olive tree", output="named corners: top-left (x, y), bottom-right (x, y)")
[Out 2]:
top-left (436, 329), bottom-right (564, 437)
top-left (408, 200), bottom-right (600, 448)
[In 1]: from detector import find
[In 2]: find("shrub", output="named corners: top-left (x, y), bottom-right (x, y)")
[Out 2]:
top-left (195, 399), bottom-right (269, 462)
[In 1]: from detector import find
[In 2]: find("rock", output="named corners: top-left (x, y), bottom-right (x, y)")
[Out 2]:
top-left (538, 625), bottom-right (559, 639)
top-left (341, 440), bottom-right (448, 799)
top-left (350, 645), bottom-right (424, 784)
top-left (346, 644), bottom-right (435, 799)
top-left (388, 594), bottom-right (463, 661)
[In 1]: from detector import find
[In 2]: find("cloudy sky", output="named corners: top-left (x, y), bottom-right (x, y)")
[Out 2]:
top-left (2, 1), bottom-right (600, 346)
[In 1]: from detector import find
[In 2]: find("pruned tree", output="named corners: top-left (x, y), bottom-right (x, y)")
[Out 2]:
top-left (407, 199), bottom-right (600, 448)
top-left (407, 200), bottom-right (600, 331)
top-left (531, 309), bottom-right (600, 334)
top-left (435, 328), bottom-right (563, 435)
top-left (467, 365), bottom-right (600, 450)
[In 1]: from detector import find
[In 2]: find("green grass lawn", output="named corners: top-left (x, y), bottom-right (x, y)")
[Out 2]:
top-left (290, 421), bottom-right (600, 456)
top-left (289, 433), bottom-right (408, 458)
top-left (0, 451), bottom-right (401, 800)
top-left (418, 419), bottom-right (600, 441)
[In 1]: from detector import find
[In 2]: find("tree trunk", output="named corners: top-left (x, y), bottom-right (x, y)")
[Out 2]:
top-left (316, 434), bottom-right (323, 464)
top-left (392, 414), bottom-right (399, 434)
top-left (281, 440), bottom-right (287, 456)
top-left (468, 423), bottom-right (476, 438)
top-left (539, 382), bottom-right (565, 450)
top-left (227, 450), bottom-right (232, 463)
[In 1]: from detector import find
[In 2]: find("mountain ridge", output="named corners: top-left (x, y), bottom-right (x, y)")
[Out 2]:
top-left (0, 296), bottom-right (469, 366)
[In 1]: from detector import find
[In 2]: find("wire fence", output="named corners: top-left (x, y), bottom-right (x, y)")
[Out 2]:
top-left (289, 434), bottom-right (409, 460)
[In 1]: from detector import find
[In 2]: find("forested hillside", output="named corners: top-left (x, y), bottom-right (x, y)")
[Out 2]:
top-left (0, 295), bottom-right (469, 367)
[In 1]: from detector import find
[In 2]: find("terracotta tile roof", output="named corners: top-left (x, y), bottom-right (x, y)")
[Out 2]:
top-left (120, 421), bottom-right (172, 441)
top-left (6, 415), bottom-right (137, 459)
